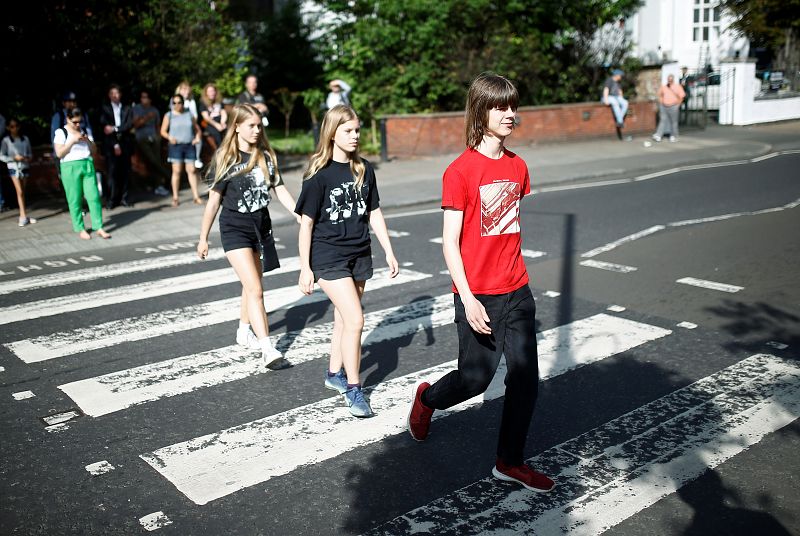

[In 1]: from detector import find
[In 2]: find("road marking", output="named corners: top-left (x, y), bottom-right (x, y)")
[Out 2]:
top-left (606, 305), bottom-right (626, 312)
top-left (0, 256), bottom-right (303, 326)
top-left (60, 293), bottom-right (453, 417)
top-left (543, 290), bottom-right (560, 298)
top-left (371, 353), bottom-right (800, 536)
top-left (85, 461), bottom-right (115, 476)
top-left (429, 237), bottom-right (443, 244)
top-left (581, 225), bottom-right (665, 258)
top-left (6, 268), bottom-right (430, 363)
top-left (0, 249), bottom-right (226, 296)
top-left (140, 313), bottom-right (670, 505)
top-left (676, 277), bottom-right (743, 293)
top-left (139, 511), bottom-right (172, 531)
top-left (430, 237), bottom-right (545, 260)
top-left (579, 260), bottom-right (637, 273)
top-left (677, 321), bottom-right (698, 329)
top-left (41, 410), bottom-right (81, 426)
top-left (12, 390), bottom-right (35, 400)
top-left (766, 341), bottom-right (788, 350)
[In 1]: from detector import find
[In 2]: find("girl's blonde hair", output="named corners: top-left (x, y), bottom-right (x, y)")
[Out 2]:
top-left (464, 72), bottom-right (519, 149)
top-left (201, 83), bottom-right (222, 108)
top-left (303, 104), bottom-right (365, 188)
top-left (175, 80), bottom-right (192, 96)
top-left (208, 104), bottom-right (280, 189)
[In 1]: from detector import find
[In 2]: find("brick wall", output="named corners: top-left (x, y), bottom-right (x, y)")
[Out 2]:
top-left (383, 100), bottom-right (657, 158)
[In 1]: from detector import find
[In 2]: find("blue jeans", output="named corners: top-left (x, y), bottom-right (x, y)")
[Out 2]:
top-left (423, 285), bottom-right (539, 465)
top-left (608, 95), bottom-right (629, 125)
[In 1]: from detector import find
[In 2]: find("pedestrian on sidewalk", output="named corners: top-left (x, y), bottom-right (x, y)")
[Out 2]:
top-left (53, 108), bottom-right (111, 240)
top-left (237, 74), bottom-right (270, 127)
top-left (176, 81), bottom-right (204, 170)
top-left (197, 103), bottom-right (297, 371)
top-left (406, 72), bottom-right (555, 493)
top-left (325, 79), bottom-right (352, 111)
top-left (99, 84), bottom-right (135, 209)
top-left (295, 104), bottom-right (399, 418)
top-left (652, 74), bottom-right (685, 142)
top-left (161, 94), bottom-right (203, 207)
top-left (602, 69), bottom-right (629, 135)
top-left (132, 90), bottom-right (171, 196)
top-left (0, 118), bottom-right (36, 227)
top-left (200, 83), bottom-right (228, 150)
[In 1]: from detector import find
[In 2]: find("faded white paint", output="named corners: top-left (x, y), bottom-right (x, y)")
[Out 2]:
top-left (676, 277), bottom-right (743, 293)
top-left (85, 460), bottom-right (115, 476)
top-left (7, 268), bottom-right (430, 363)
top-left (12, 390), bottom-right (35, 400)
top-left (606, 305), bottom-right (626, 312)
top-left (60, 293), bottom-right (452, 417)
top-left (42, 410), bottom-right (81, 426)
top-left (140, 313), bottom-right (670, 505)
top-left (677, 321), bottom-right (698, 329)
top-left (139, 511), bottom-right (172, 531)
top-left (581, 226), bottom-right (665, 259)
top-left (579, 260), bottom-right (638, 273)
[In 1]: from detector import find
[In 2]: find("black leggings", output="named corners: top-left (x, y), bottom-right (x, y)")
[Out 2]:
top-left (423, 285), bottom-right (539, 465)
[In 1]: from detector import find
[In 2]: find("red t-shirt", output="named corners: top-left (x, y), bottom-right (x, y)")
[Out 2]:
top-left (441, 148), bottom-right (531, 295)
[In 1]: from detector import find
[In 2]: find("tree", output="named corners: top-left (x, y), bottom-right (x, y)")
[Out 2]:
top-left (272, 88), bottom-right (299, 138)
top-left (721, 0), bottom-right (800, 73)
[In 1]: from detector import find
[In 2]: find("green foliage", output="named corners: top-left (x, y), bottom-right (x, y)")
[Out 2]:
top-left (321, 0), bottom-right (644, 116)
top-left (272, 88), bottom-right (300, 138)
top-left (300, 88), bottom-right (326, 126)
top-left (721, 0), bottom-right (800, 70)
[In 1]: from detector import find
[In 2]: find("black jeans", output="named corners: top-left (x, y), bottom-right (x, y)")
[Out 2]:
top-left (424, 284), bottom-right (539, 466)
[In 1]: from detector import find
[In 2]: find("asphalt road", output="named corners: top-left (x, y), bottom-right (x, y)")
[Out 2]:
top-left (0, 153), bottom-right (798, 535)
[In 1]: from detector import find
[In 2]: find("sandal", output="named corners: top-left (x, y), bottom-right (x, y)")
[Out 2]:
top-left (96, 229), bottom-right (112, 239)
top-left (172, 197), bottom-right (179, 208)
top-left (78, 230), bottom-right (91, 240)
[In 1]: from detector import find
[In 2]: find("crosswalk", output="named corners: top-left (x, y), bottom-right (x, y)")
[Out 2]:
top-left (1, 237), bottom-right (797, 534)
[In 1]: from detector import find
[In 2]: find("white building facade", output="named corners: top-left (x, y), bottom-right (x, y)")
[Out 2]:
top-left (628, 0), bottom-right (750, 71)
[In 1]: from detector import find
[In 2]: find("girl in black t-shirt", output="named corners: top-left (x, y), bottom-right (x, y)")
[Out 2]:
top-left (197, 104), bottom-right (299, 371)
top-left (295, 105), bottom-right (399, 418)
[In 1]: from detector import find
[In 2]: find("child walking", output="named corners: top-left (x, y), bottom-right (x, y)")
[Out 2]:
top-left (197, 104), bottom-right (297, 371)
top-left (406, 73), bottom-right (555, 492)
top-left (295, 104), bottom-right (399, 418)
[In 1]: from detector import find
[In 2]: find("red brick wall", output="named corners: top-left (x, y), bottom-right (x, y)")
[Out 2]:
top-left (384, 101), bottom-right (657, 158)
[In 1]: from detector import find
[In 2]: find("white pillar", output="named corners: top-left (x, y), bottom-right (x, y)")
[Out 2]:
top-left (719, 59), bottom-right (755, 125)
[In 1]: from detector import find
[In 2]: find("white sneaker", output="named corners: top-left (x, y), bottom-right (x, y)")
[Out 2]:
top-left (652, 134), bottom-right (661, 142)
top-left (262, 346), bottom-right (291, 370)
top-left (18, 217), bottom-right (37, 227)
top-left (194, 160), bottom-right (204, 169)
top-left (236, 328), bottom-right (261, 350)
top-left (669, 136), bottom-right (677, 142)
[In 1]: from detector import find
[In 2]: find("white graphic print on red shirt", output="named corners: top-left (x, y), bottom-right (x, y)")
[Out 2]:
top-left (480, 180), bottom-right (520, 236)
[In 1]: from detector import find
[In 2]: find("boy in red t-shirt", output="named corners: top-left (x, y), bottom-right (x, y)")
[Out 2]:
top-left (407, 73), bottom-right (554, 493)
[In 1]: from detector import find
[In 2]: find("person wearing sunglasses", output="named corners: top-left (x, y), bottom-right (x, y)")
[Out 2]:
top-left (53, 108), bottom-right (111, 240)
top-left (160, 94), bottom-right (203, 207)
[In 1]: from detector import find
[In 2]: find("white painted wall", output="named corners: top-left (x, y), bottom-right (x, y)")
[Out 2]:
top-left (718, 61), bottom-right (800, 125)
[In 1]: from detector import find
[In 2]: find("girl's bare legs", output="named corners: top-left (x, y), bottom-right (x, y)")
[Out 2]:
top-left (11, 176), bottom-right (26, 220)
top-left (170, 162), bottom-right (182, 206)
top-left (317, 278), bottom-right (366, 385)
top-left (186, 166), bottom-right (202, 203)
top-left (226, 248), bottom-right (268, 338)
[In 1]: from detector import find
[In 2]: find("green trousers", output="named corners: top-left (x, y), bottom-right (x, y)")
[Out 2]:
top-left (60, 158), bottom-right (104, 232)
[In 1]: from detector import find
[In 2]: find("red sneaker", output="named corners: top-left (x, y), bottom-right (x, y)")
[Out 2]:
top-left (407, 382), bottom-right (433, 441)
top-left (492, 459), bottom-right (555, 492)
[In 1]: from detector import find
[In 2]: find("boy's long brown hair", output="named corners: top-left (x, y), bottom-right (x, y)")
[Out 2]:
top-left (208, 104), bottom-right (280, 189)
top-left (464, 72), bottom-right (519, 149)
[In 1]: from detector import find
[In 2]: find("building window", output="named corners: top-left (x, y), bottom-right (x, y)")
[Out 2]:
top-left (693, 0), bottom-right (720, 42)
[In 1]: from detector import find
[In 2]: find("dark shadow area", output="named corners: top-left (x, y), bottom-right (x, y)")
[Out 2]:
top-left (678, 470), bottom-right (792, 536)
top-left (361, 295), bottom-right (436, 389)
top-left (272, 298), bottom-right (330, 353)
top-left (706, 300), bottom-right (800, 358)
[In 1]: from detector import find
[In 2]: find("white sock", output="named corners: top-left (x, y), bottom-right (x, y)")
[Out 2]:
top-left (238, 322), bottom-right (251, 332)
top-left (259, 337), bottom-right (276, 352)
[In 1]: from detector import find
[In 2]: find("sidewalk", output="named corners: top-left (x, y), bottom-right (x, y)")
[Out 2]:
top-left (1, 120), bottom-right (798, 264)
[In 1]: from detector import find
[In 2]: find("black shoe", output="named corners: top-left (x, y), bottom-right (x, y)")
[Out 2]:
top-left (265, 357), bottom-right (293, 371)
top-left (120, 201), bottom-right (134, 208)
top-left (105, 203), bottom-right (115, 210)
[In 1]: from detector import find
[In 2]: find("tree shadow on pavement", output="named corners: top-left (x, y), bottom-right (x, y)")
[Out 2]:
top-left (706, 300), bottom-right (800, 358)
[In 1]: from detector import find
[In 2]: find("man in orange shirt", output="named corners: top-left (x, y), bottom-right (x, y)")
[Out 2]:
top-left (652, 74), bottom-right (686, 142)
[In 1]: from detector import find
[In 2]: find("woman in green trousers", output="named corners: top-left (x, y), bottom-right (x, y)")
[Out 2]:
top-left (53, 107), bottom-right (111, 240)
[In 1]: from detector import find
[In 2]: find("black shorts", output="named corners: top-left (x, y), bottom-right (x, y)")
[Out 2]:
top-left (314, 253), bottom-right (373, 282)
top-left (219, 208), bottom-right (279, 272)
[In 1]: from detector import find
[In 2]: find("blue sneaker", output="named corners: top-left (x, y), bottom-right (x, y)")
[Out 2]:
top-left (344, 385), bottom-right (374, 418)
top-left (324, 369), bottom-right (348, 394)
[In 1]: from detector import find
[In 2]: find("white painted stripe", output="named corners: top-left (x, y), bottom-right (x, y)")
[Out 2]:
top-left (676, 276), bottom-right (743, 293)
top-left (677, 321), bottom-right (697, 329)
top-left (0, 256), bottom-right (303, 326)
top-left (12, 390), bottom-right (35, 400)
top-left (373, 354), bottom-right (800, 536)
top-left (521, 249), bottom-right (547, 259)
top-left (429, 237), bottom-right (443, 244)
top-left (766, 341), bottom-right (788, 350)
top-left (0, 249), bottom-right (225, 296)
top-left (385, 207), bottom-right (441, 219)
top-left (42, 410), bottom-right (81, 426)
top-left (85, 460), bottom-right (115, 476)
top-left (543, 290), bottom-right (560, 298)
top-left (60, 293), bottom-right (453, 417)
top-left (7, 268), bottom-right (430, 363)
top-left (139, 511), bottom-right (172, 531)
top-left (606, 305), bottom-right (626, 312)
top-left (140, 313), bottom-right (670, 505)
top-left (579, 259), bottom-right (637, 273)
top-left (581, 225), bottom-right (665, 258)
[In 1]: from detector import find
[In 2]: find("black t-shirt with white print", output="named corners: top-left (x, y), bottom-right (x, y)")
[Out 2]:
top-left (211, 151), bottom-right (283, 213)
top-left (294, 159), bottom-right (380, 269)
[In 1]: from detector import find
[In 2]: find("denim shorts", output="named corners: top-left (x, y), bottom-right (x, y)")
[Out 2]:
top-left (167, 143), bottom-right (195, 163)
top-left (315, 253), bottom-right (373, 282)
